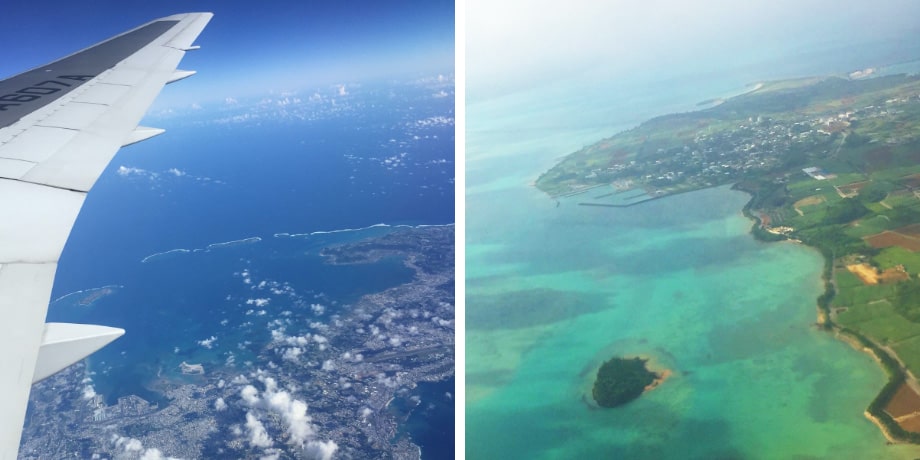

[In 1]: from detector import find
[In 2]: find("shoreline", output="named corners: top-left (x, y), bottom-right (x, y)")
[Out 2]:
top-left (698, 82), bottom-right (765, 108)
top-left (557, 181), bottom-right (920, 443)
top-left (732, 185), bottom-right (920, 444)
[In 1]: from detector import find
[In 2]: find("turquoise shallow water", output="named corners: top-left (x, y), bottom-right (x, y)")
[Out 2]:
top-left (465, 62), bottom-right (920, 457)
top-left (467, 186), bottom-right (910, 458)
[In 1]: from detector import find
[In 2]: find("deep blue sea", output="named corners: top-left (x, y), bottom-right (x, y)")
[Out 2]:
top-left (42, 77), bottom-right (454, 455)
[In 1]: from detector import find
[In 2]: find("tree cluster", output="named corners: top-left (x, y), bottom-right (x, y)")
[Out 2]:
top-left (592, 356), bottom-right (658, 408)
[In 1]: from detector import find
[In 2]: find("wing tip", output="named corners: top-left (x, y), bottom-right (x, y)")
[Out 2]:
top-left (160, 12), bottom-right (215, 22)
top-left (32, 323), bottom-right (126, 383)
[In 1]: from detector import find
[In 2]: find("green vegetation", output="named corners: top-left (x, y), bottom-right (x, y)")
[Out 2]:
top-left (893, 280), bottom-right (920, 322)
top-left (876, 247), bottom-right (920, 273)
top-left (822, 198), bottom-right (871, 224)
top-left (539, 71), bottom-right (920, 441)
top-left (592, 357), bottom-right (658, 408)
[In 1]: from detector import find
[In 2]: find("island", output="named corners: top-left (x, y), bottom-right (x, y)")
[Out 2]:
top-left (592, 356), bottom-right (659, 408)
top-left (19, 226), bottom-right (454, 459)
top-left (537, 71), bottom-right (920, 442)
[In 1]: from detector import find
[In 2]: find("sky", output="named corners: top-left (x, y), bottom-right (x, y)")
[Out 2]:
top-left (467, 0), bottom-right (920, 101)
top-left (0, 0), bottom-right (454, 108)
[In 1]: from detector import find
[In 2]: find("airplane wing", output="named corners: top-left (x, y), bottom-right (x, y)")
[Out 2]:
top-left (0, 12), bottom-right (213, 457)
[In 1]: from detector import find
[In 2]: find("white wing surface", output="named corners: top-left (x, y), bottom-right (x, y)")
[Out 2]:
top-left (0, 13), bottom-right (212, 458)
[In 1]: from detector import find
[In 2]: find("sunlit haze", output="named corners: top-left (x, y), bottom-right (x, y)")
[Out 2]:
top-left (467, 0), bottom-right (920, 100)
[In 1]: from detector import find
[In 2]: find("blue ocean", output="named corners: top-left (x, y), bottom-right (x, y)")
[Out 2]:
top-left (40, 77), bottom-right (454, 455)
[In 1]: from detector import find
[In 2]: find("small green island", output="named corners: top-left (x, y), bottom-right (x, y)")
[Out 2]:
top-left (592, 356), bottom-right (660, 408)
top-left (538, 69), bottom-right (920, 442)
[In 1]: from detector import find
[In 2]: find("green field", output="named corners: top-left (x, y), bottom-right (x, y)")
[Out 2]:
top-left (838, 300), bottom-right (920, 345)
top-left (875, 246), bottom-right (920, 274)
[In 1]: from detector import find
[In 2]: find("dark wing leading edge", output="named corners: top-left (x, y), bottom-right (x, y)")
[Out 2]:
top-left (0, 13), bottom-right (212, 457)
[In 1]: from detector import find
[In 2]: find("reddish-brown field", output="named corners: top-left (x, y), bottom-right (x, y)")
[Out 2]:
top-left (899, 415), bottom-right (920, 433)
top-left (866, 231), bottom-right (920, 251)
top-left (897, 224), bottom-right (920, 237)
top-left (885, 383), bottom-right (920, 419)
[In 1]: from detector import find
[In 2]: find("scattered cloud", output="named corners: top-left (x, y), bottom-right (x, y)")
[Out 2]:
top-left (197, 336), bottom-right (218, 349)
top-left (246, 298), bottom-right (271, 308)
top-left (140, 448), bottom-right (180, 460)
top-left (117, 166), bottom-right (153, 177)
top-left (241, 385), bottom-right (261, 406)
top-left (304, 440), bottom-right (338, 460)
top-left (282, 347), bottom-right (303, 362)
top-left (116, 165), bottom-right (223, 186)
top-left (238, 374), bottom-right (325, 447)
top-left (245, 411), bottom-right (274, 448)
top-left (111, 435), bottom-right (181, 460)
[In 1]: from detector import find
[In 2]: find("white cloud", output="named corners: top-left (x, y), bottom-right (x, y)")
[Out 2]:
top-left (304, 440), bottom-right (338, 460)
top-left (116, 165), bottom-right (221, 186)
top-left (215, 397), bottom-right (227, 411)
top-left (140, 448), bottom-right (181, 460)
top-left (197, 336), bottom-right (218, 349)
top-left (246, 298), bottom-right (271, 307)
top-left (82, 385), bottom-right (96, 400)
top-left (239, 375), bottom-right (318, 447)
top-left (376, 373), bottom-right (398, 388)
top-left (117, 166), bottom-right (151, 177)
top-left (246, 412), bottom-right (274, 448)
top-left (336, 84), bottom-right (347, 96)
top-left (282, 347), bottom-right (303, 362)
top-left (111, 435), bottom-right (181, 460)
top-left (124, 438), bottom-right (143, 452)
top-left (241, 385), bottom-right (261, 406)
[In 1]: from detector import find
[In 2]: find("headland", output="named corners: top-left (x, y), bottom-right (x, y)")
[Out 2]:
top-left (537, 70), bottom-right (920, 442)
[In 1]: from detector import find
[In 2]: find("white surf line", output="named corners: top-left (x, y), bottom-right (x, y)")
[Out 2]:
top-left (141, 236), bottom-right (263, 263)
top-left (51, 285), bottom-right (125, 303)
top-left (273, 222), bottom-right (454, 239)
top-left (206, 237), bottom-right (263, 250)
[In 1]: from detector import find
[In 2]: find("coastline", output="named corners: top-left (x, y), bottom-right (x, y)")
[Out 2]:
top-left (733, 184), bottom-right (920, 444)
top-left (563, 180), bottom-right (920, 443)
top-left (695, 82), bottom-right (765, 108)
